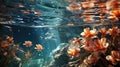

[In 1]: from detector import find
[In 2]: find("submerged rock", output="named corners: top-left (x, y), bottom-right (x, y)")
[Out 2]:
top-left (48, 43), bottom-right (70, 67)
top-left (47, 43), bottom-right (91, 67)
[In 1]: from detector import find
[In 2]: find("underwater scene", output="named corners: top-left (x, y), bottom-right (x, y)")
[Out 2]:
top-left (0, 0), bottom-right (120, 67)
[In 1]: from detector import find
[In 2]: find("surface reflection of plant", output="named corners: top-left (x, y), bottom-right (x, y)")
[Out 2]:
top-left (0, 36), bottom-right (43, 67)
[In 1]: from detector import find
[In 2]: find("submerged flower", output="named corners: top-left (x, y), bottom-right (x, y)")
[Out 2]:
top-left (0, 41), bottom-right (9, 48)
top-left (107, 26), bottom-right (119, 36)
top-left (106, 50), bottom-right (120, 65)
top-left (94, 37), bottom-right (109, 52)
top-left (67, 48), bottom-right (79, 58)
top-left (81, 28), bottom-right (96, 38)
top-left (84, 54), bottom-right (99, 65)
top-left (25, 51), bottom-right (31, 59)
top-left (72, 37), bottom-right (81, 45)
top-left (35, 44), bottom-right (43, 51)
top-left (111, 50), bottom-right (120, 61)
top-left (99, 28), bottom-right (107, 35)
top-left (84, 37), bottom-right (109, 53)
top-left (23, 41), bottom-right (32, 47)
top-left (106, 55), bottom-right (116, 65)
top-left (6, 36), bottom-right (14, 43)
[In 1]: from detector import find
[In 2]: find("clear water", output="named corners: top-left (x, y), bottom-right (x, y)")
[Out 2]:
top-left (0, 0), bottom-right (83, 67)
top-left (0, 24), bottom-right (90, 67)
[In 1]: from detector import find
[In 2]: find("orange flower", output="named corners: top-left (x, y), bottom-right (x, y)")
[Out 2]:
top-left (99, 28), bottom-right (106, 35)
top-left (23, 41), bottom-right (32, 47)
top-left (84, 54), bottom-right (99, 65)
top-left (94, 37), bottom-right (109, 52)
top-left (7, 36), bottom-right (14, 43)
top-left (111, 10), bottom-right (120, 18)
top-left (84, 37), bottom-right (109, 53)
top-left (81, 28), bottom-right (96, 38)
top-left (106, 55), bottom-right (116, 65)
top-left (72, 37), bottom-right (81, 45)
top-left (0, 41), bottom-right (9, 48)
top-left (107, 26), bottom-right (119, 36)
top-left (81, 28), bottom-right (90, 37)
top-left (111, 50), bottom-right (120, 61)
top-left (35, 44), bottom-right (43, 51)
top-left (106, 50), bottom-right (120, 64)
top-left (84, 46), bottom-right (94, 52)
top-left (67, 48), bottom-right (79, 58)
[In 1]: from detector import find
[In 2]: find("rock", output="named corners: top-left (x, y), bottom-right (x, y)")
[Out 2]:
top-left (48, 43), bottom-right (70, 67)
top-left (47, 43), bottom-right (91, 67)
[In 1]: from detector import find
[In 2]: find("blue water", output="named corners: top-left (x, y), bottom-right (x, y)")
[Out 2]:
top-left (0, 24), bottom-right (87, 67)
top-left (1, 0), bottom-right (119, 67)
top-left (0, 0), bottom-right (92, 66)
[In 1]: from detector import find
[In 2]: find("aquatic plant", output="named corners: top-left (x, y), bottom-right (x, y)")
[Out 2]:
top-left (66, 26), bottom-right (120, 66)
top-left (0, 36), bottom-right (43, 67)
top-left (66, 0), bottom-right (120, 67)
